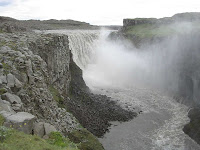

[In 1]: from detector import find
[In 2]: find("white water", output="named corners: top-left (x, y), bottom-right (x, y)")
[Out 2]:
top-left (47, 29), bottom-right (200, 150)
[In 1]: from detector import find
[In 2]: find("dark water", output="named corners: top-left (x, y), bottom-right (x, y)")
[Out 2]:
top-left (95, 88), bottom-right (200, 150)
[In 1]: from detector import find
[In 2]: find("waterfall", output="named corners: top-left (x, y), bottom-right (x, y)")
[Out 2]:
top-left (67, 30), bottom-right (100, 70)
top-left (44, 29), bottom-right (200, 150)
top-left (45, 30), bottom-right (100, 70)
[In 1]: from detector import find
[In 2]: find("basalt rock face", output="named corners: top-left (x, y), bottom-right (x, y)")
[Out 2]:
top-left (0, 30), bottom-right (136, 141)
top-left (123, 12), bottom-right (200, 29)
top-left (27, 34), bottom-right (71, 95)
top-left (0, 32), bottom-right (79, 135)
top-left (123, 18), bottom-right (158, 28)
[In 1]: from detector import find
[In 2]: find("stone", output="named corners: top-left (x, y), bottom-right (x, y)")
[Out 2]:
top-left (0, 79), bottom-right (2, 85)
top-left (7, 73), bottom-right (15, 87)
top-left (0, 46), bottom-right (12, 54)
top-left (0, 110), bottom-right (15, 118)
top-left (0, 63), bottom-right (3, 69)
top-left (2, 93), bottom-right (22, 104)
top-left (1, 100), bottom-right (11, 105)
top-left (12, 103), bottom-right (22, 111)
top-left (0, 76), bottom-right (7, 84)
top-left (33, 122), bottom-right (45, 137)
top-left (44, 123), bottom-right (57, 136)
top-left (0, 70), bottom-right (3, 77)
top-left (14, 77), bottom-right (23, 89)
top-left (3, 112), bottom-right (35, 134)
top-left (25, 59), bottom-right (33, 76)
top-left (0, 99), bottom-right (15, 113)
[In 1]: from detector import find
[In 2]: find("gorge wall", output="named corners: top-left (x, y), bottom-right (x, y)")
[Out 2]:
top-left (123, 12), bottom-right (200, 29)
top-left (0, 33), bottom-right (78, 135)
top-left (110, 13), bottom-right (200, 145)
top-left (0, 28), bottom-right (136, 150)
top-left (111, 13), bottom-right (200, 106)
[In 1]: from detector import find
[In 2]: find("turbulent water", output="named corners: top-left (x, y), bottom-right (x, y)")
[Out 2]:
top-left (47, 30), bottom-right (200, 150)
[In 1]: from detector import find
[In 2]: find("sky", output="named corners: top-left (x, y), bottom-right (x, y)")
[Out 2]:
top-left (0, 0), bottom-right (200, 25)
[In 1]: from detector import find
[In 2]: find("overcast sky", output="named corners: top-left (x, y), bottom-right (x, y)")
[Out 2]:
top-left (0, 0), bottom-right (200, 25)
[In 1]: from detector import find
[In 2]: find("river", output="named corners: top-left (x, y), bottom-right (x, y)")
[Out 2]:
top-left (47, 29), bottom-right (200, 150)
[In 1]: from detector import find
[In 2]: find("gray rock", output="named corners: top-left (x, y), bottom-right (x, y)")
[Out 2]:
top-left (0, 100), bottom-right (15, 113)
top-left (11, 103), bottom-right (22, 111)
top-left (1, 100), bottom-right (11, 105)
top-left (0, 79), bottom-right (3, 88)
top-left (2, 93), bottom-right (22, 104)
top-left (0, 76), bottom-right (7, 84)
top-left (6, 73), bottom-right (22, 89)
top-left (7, 73), bottom-right (15, 87)
top-left (0, 70), bottom-right (3, 77)
top-left (14, 78), bottom-right (23, 89)
top-left (44, 123), bottom-right (57, 136)
top-left (3, 112), bottom-right (35, 134)
top-left (34, 122), bottom-right (45, 137)
top-left (0, 46), bottom-right (12, 53)
top-left (0, 63), bottom-right (3, 69)
top-left (25, 59), bottom-right (33, 76)
top-left (0, 110), bottom-right (15, 118)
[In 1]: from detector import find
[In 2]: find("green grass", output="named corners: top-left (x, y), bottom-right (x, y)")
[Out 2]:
top-left (124, 22), bottom-right (200, 38)
top-left (0, 88), bottom-right (7, 95)
top-left (47, 132), bottom-right (79, 149)
top-left (0, 127), bottom-right (79, 150)
top-left (0, 115), bottom-right (5, 126)
top-left (68, 128), bottom-right (104, 150)
top-left (125, 24), bottom-right (175, 38)
top-left (49, 85), bottom-right (64, 107)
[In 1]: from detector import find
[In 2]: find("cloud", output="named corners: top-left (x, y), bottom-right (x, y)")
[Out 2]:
top-left (0, 0), bottom-right (13, 6)
top-left (0, 0), bottom-right (200, 25)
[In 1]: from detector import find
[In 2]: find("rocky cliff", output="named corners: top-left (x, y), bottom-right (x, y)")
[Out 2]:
top-left (123, 12), bottom-right (200, 29)
top-left (0, 32), bottom-right (79, 136)
top-left (0, 16), bottom-right (99, 32)
top-left (0, 23), bottom-right (137, 149)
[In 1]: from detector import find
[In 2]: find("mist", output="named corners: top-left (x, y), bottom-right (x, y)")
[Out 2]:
top-left (83, 24), bottom-right (200, 104)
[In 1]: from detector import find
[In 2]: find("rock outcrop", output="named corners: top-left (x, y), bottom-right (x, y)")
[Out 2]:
top-left (123, 12), bottom-right (200, 28)
top-left (34, 122), bottom-right (57, 138)
top-left (0, 32), bottom-right (79, 136)
top-left (0, 16), bottom-right (98, 32)
top-left (2, 112), bottom-right (35, 134)
top-left (0, 29), bottom-right (135, 147)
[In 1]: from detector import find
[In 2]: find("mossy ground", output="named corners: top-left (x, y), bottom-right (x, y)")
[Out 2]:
top-left (0, 127), bottom-right (79, 150)
top-left (48, 85), bottom-right (64, 108)
top-left (125, 24), bottom-right (175, 38)
top-left (0, 88), bottom-right (7, 95)
top-left (124, 22), bottom-right (200, 38)
top-left (0, 115), bottom-right (5, 126)
top-left (68, 128), bottom-right (104, 150)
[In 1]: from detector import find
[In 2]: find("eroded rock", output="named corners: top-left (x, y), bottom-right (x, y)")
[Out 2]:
top-left (44, 123), bottom-right (57, 136)
top-left (0, 99), bottom-right (15, 113)
top-left (33, 122), bottom-right (45, 137)
top-left (2, 93), bottom-right (22, 104)
top-left (3, 112), bottom-right (35, 134)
